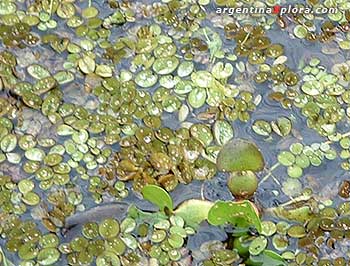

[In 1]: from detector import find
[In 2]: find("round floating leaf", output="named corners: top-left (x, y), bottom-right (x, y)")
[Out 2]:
top-left (141, 184), bottom-right (173, 212)
top-left (174, 199), bottom-right (214, 228)
top-left (216, 139), bottom-right (265, 172)
top-left (249, 236), bottom-right (267, 255)
top-left (27, 64), bottom-right (51, 79)
top-left (37, 248), bottom-right (60, 265)
top-left (213, 120), bottom-right (234, 146)
top-left (98, 218), bottom-right (119, 239)
top-left (228, 171), bottom-right (258, 199)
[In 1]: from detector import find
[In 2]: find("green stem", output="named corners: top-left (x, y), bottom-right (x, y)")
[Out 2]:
top-left (259, 162), bottom-right (281, 185)
top-left (49, 0), bottom-right (54, 18)
top-left (203, 28), bottom-right (210, 43)
top-left (89, 0), bottom-right (92, 7)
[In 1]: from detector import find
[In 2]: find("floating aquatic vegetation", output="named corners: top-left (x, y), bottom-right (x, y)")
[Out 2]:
top-left (216, 138), bottom-right (265, 172)
top-left (2, 0), bottom-right (350, 265)
top-left (252, 116), bottom-right (292, 138)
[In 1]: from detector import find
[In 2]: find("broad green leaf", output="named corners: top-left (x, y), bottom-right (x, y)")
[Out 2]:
top-left (247, 250), bottom-right (287, 266)
top-left (208, 200), bottom-right (262, 233)
top-left (216, 138), bottom-right (265, 172)
top-left (141, 185), bottom-right (173, 212)
top-left (174, 199), bottom-right (214, 228)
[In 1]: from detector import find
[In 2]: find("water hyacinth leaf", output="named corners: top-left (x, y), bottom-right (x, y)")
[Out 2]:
top-left (174, 199), bottom-right (214, 228)
top-left (228, 171), bottom-right (258, 199)
top-left (213, 120), bottom-right (234, 146)
top-left (216, 139), bottom-right (265, 172)
top-left (208, 200), bottom-right (262, 233)
top-left (27, 64), bottom-right (51, 79)
top-left (141, 184), bottom-right (173, 212)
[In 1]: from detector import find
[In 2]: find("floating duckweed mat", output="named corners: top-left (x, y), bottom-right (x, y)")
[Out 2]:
top-left (2, 0), bottom-right (350, 265)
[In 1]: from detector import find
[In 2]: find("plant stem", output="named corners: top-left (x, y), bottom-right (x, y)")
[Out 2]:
top-left (241, 32), bottom-right (251, 46)
top-left (259, 162), bottom-right (281, 185)
top-left (49, 0), bottom-right (54, 18)
top-left (89, 0), bottom-right (92, 7)
top-left (265, 194), bottom-right (312, 215)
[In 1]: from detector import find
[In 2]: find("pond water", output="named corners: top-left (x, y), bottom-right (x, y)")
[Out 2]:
top-left (1, 0), bottom-right (350, 265)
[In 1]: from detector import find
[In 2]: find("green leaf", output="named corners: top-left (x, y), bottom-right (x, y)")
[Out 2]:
top-left (141, 185), bottom-right (173, 212)
top-left (27, 64), bottom-right (51, 79)
top-left (208, 200), bottom-right (262, 233)
top-left (174, 199), bottom-right (214, 228)
top-left (216, 139), bottom-right (265, 172)
top-left (246, 250), bottom-right (287, 266)
top-left (271, 205), bottom-right (313, 223)
top-left (53, 71), bottom-right (75, 84)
